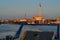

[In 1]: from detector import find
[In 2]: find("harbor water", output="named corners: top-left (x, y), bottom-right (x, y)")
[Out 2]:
top-left (0, 24), bottom-right (60, 40)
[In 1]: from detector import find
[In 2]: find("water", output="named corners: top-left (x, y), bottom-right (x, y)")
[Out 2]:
top-left (0, 24), bottom-right (20, 39)
top-left (0, 24), bottom-right (60, 39)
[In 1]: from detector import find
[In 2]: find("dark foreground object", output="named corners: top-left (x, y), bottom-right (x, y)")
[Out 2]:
top-left (0, 31), bottom-right (56, 40)
top-left (21, 31), bottom-right (55, 40)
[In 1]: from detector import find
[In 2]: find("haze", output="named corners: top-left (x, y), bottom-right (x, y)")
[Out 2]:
top-left (0, 0), bottom-right (60, 19)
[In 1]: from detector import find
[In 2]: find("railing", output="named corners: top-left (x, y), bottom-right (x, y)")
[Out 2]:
top-left (0, 24), bottom-right (60, 40)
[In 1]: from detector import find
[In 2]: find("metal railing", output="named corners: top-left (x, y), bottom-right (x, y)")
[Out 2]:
top-left (0, 24), bottom-right (59, 40)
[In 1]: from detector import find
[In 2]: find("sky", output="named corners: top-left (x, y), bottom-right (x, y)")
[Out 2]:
top-left (0, 0), bottom-right (60, 19)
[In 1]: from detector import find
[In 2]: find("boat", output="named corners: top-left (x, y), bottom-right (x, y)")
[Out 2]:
top-left (0, 24), bottom-right (59, 40)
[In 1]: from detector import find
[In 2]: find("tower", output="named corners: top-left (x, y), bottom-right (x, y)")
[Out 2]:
top-left (33, 4), bottom-right (43, 21)
top-left (33, 3), bottom-right (43, 24)
top-left (38, 4), bottom-right (42, 17)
